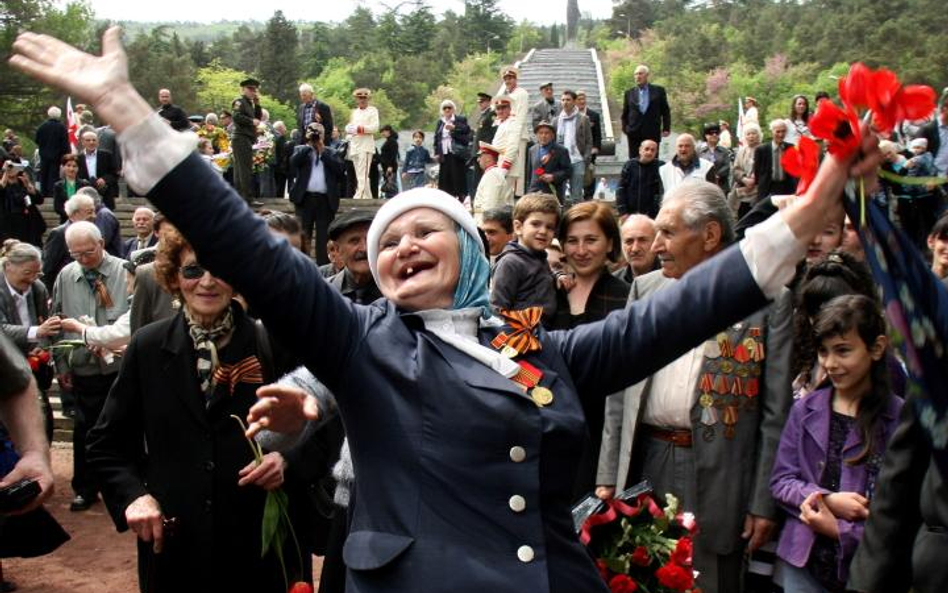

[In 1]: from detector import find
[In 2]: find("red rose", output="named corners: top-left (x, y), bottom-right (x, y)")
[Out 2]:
top-left (656, 562), bottom-right (695, 591)
top-left (534, 167), bottom-right (545, 176)
top-left (596, 559), bottom-right (611, 581)
top-left (608, 574), bottom-right (638, 593)
top-left (630, 545), bottom-right (650, 566)
top-left (37, 350), bottom-right (50, 364)
top-left (288, 583), bottom-right (314, 593)
top-left (670, 537), bottom-right (693, 566)
top-left (27, 356), bottom-right (39, 371)
top-left (809, 99), bottom-right (861, 160)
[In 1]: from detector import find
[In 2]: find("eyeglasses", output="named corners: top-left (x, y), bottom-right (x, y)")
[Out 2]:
top-left (179, 263), bottom-right (207, 280)
top-left (68, 248), bottom-right (98, 259)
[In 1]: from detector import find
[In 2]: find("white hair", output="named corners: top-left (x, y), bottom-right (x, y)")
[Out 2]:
top-left (661, 181), bottom-right (736, 246)
top-left (133, 207), bottom-right (155, 219)
top-left (205, 113), bottom-right (219, 125)
top-left (1, 241), bottom-right (42, 268)
top-left (742, 122), bottom-right (762, 137)
top-left (65, 220), bottom-right (102, 244)
top-left (635, 65), bottom-right (650, 75)
top-left (769, 119), bottom-right (789, 133)
top-left (440, 99), bottom-right (456, 111)
top-left (48, 106), bottom-right (62, 119)
top-left (621, 213), bottom-right (656, 232)
top-left (64, 192), bottom-right (95, 217)
top-left (274, 121), bottom-right (287, 133)
top-left (299, 83), bottom-right (314, 94)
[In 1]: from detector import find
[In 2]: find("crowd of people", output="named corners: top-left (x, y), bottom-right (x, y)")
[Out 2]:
top-left (0, 26), bottom-right (947, 593)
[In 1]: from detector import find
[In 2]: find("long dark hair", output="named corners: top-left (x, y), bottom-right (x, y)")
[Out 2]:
top-left (792, 251), bottom-right (877, 381)
top-left (813, 294), bottom-right (891, 465)
top-left (789, 94), bottom-right (811, 123)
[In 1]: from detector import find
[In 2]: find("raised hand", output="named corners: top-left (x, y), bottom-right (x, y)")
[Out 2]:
top-left (245, 383), bottom-right (320, 439)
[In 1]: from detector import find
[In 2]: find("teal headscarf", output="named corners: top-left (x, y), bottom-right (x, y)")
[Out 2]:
top-left (451, 224), bottom-right (492, 318)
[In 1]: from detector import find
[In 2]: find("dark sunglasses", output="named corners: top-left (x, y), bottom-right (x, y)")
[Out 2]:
top-left (180, 263), bottom-right (207, 280)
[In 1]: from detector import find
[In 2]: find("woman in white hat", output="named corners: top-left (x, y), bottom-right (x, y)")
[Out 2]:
top-left (10, 28), bottom-right (883, 593)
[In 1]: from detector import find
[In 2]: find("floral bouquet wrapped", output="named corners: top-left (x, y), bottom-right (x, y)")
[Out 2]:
top-left (575, 482), bottom-right (699, 593)
top-left (253, 126), bottom-right (275, 174)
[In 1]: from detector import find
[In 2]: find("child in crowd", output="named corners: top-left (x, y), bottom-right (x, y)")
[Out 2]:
top-left (402, 130), bottom-right (430, 190)
top-left (489, 193), bottom-right (562, 325)
top-left (771, 294), bottom-right (903, 593)
top-left (900, 137), bottom-right (938, 247)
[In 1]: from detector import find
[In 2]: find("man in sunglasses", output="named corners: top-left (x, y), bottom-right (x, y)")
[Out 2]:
top-left (50, 220), bottom-right (129, 512)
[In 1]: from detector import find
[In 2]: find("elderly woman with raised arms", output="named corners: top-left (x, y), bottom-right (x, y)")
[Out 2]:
top-left (10, 28), bottom-right (882, 593)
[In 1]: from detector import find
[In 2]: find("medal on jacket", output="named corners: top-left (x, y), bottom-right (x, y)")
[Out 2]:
top-left (509, 360), bottom-right (554, 407)
top-left (491, 307), bottom-right (543, 357)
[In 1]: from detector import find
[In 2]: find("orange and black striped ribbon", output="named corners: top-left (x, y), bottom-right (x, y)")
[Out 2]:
top-left (490, 307), bottom-right (543, 356)
top-left (212, 355), bottom-right (264, 395)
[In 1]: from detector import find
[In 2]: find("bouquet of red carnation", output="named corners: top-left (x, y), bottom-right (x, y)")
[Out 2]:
top-left (574, 482), bottom-right (699, 593)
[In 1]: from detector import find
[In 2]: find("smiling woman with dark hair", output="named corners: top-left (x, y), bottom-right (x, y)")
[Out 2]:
top-left (10, 27), bottom-right (883, 593)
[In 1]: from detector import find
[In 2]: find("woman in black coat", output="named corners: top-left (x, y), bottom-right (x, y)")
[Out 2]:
top-left (434, 100), bottom-right (471, 200)
top-left (87, 231), bottom-right (303, 593)
top-left (52, 154), bottom-right (90, 222)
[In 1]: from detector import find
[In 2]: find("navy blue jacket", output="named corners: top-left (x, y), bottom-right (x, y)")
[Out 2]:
top-left (615, 158), bottom-right (664, 217)
top-left (146, 153), bottom-right (770, 593)
top-left (288, 144), bottom-right (345, 210)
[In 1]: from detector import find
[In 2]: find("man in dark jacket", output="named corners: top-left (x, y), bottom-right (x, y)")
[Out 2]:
top-left (616, 139), bottom-right (664, 218)
top-left (472, 92), bottom-right (496, 193)
top-left (76, 130), bottom-right (119, 209)
top-left (232, 78), bottom-right (262, 204)
top-left (577, 91), bottom-right (602, 198)
top-left (297, 83), bottom-right (333, 142)
top-left (34, 106), bottom-right (70, 199)
top-left (527, 121), bottom-right (571, 203)
top-left (156, 89), bottom-right (190, 131)
top-left (289, 123), bottom-right (345, 265)
top-left (621, 64), bottom-right (671, 158)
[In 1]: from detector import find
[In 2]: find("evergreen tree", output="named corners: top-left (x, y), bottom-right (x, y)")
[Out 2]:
top-left (259, 10), bottom-right (300, 106)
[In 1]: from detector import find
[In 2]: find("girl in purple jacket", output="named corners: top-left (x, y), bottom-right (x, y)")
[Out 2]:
top-left (770, 295), bottom-right (903, 593)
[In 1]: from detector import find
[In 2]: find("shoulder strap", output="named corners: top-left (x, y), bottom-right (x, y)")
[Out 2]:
top-left (253, 319), bottom-right (275, 384)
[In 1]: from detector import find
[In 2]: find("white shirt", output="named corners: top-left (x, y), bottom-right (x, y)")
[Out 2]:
top-left (306, 149), bottom-right (328, 194)
top-left (5, 277), bottom-right (38, 342)
top-left (640, 337), bottom-right (709, 428)
top-left (84, 150), bottom-right (98, 178)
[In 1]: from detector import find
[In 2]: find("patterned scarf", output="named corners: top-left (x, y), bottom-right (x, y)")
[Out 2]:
top-left (82, 268), bottom-right (113, 309)
top-left (184, 306), bottom-right (235, 403)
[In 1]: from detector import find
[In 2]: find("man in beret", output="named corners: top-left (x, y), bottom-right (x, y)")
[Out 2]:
top-left (345, 88), bottom-right (379, 200)
top-left (326, 210), bottom-right (381, 304)
top-left (527, 121), bottom-right (571, 202)
top-left (232, 78), bottom-right (263, 204)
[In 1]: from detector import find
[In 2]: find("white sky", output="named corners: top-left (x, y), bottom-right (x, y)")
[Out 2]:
top-left (70, 0), bottom-right (615, 26)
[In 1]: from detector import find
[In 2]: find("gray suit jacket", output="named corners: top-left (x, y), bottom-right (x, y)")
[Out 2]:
top-left (129, 262), bottom-right (175, 334)
top-left (0, 279), bottom-right (50, 352)
top-left (597, 268), bottom-right (793, 554)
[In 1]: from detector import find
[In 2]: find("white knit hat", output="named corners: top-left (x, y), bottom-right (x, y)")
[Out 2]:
top-left (366, 187), bottom-right (483, 285)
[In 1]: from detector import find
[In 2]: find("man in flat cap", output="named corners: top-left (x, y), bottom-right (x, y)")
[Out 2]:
top-left (473, 142), bottom-right (511, 223)
top-left (527, 121), bottom-right (571, 202)
top-left (496, 66), bottom-right (530, 197)
top-left (530, 82), bottom-right (559, 139)
top-left (232, 78), bottom-right (263, 204)
top-left (326, 210), bottom-right (381, 304)
top-left (345, 88), bottom-right (379, 200)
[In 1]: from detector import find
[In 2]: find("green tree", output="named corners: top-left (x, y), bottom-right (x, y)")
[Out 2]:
top-left (194, 61), bottom-right (293, 124)
top-left (126, 26), bottom-right (198, 113)
top-left (460, 0), bottom-right (514, 55)
top-left (231, 24), bottom-right (262, 75)
top-left (259, 10), bottom-right (300, 106)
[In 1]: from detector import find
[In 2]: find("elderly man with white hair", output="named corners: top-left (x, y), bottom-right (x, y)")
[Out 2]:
top-left (658, 133), bottom-right (714, 194)
top-left (51, 219), bottom-right (129, 512)
top-left (124, 207), bottom-right (157, 257)
top-left (297, 82), bottom-right (334, 140)
top-left (42, 191), bottom-right (96, 290)
top-left (34, 104), bottom-right (70, 198)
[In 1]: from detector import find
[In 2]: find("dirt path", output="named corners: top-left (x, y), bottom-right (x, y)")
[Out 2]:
top-left (4, 445), bottom-right (322, 592)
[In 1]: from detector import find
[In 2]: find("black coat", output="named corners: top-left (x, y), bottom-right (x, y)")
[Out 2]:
top-left (288, 144), bottom-right (345, 210)
top-left (527, 142), bottom-right (572, 200)
top-left (475, 107), bottom-right (496, 146)
top-left (621, 84), bottom-right (671, 140)
top-left (157, 104), bottom-right (191, 131)
top-left (52, 178), bottom-right (90, 222)
top-left (34, 118), bottom-right (69, 161)
top-left (753, 142), bottom-right (798, 200)
top-left (87, 306), bottom-right (301, 593)
top-left (42, 223), bottom-right (71, 292)
top-left (583, 108), bottom-right (602, 150)
top-left (434, 116), bottom-right (472, 158)
top-left (123, 234), bottom-right (158, 259)
top-left (615, 158), bottom-right (664, 217)
top-left (919, 119), bottom-right (942, 162)
top-left (76, 149), bottom-right (119, 201)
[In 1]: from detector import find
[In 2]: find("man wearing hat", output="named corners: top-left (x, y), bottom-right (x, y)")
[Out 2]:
top-left (530, 82), bottom-right (559, 137)
top-left (471, 92), bottom-right (496, 194)
top-left (326, 210), bottom-right (381, 304)
top-left (289, 122), bottom-right (346, 265)
top-left (696, 122), bottom-right (732, 193)
top-left (497, 66), bottom-right (530, 197)
top-left (527, 120), bottom-right (571, 202)
top-left (473, 142), bottom-right (511, 223)
top-left (345, 88), bottom-right (379, 200)
top-left (232, 78), bottom-right (263, 204)
top-left (489, 97), bottom-right (520, 195)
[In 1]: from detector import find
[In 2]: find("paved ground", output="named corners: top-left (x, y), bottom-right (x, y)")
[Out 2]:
top-left (3, 445), bottom-right (322, 592)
